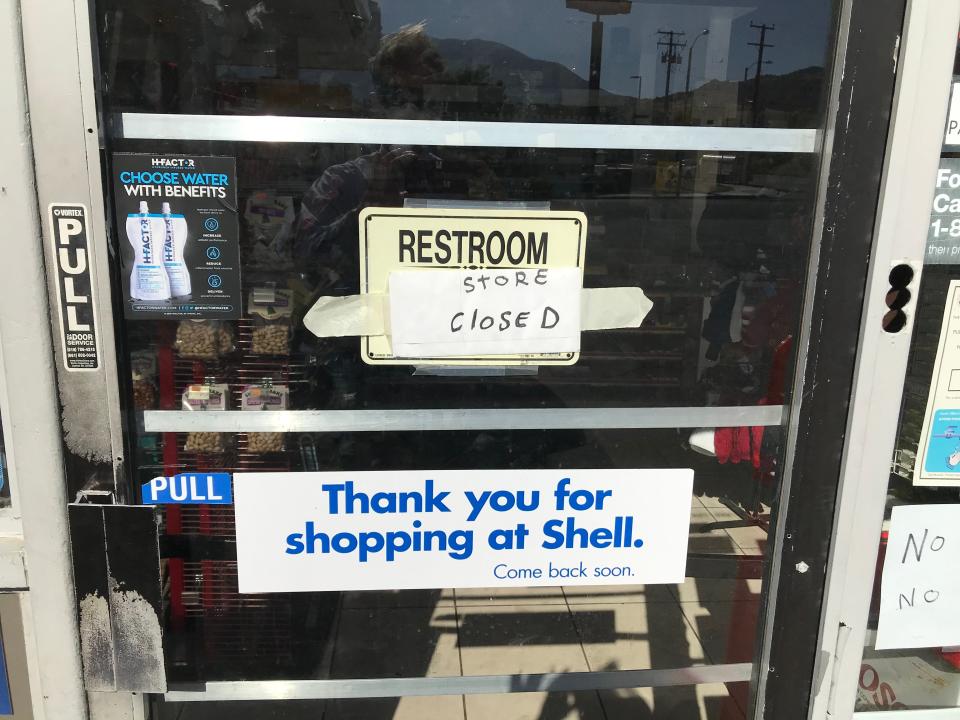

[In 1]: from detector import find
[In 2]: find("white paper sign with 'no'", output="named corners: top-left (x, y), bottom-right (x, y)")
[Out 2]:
top-left (234, 469), bottom-right (693, 594)
top-left (876, 504), bottom-right (960, 649)
top-left (389, 268), bottom-right (581, 358)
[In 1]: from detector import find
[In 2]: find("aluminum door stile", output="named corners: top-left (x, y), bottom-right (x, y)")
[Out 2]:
top-left (810, 1), bottom-right (960, 719)
top-left (19, 0), bottom-right (126, 501)
top-left (0, 0), bottom-right (88, 718)
top-left (752, 0), bottom-right (916, 717)
top-left (17, 0), bottom-right (154, 718)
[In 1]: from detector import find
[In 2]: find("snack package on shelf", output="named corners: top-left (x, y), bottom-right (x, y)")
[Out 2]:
top-left (181, 380), bottom-right (230, 455)
top-left (241, 380), bottom-right (289, 454)
top-left (175, 320), bottom-right (235, 360)
top-left (244, 193), bottom-right (295, 271)
top-left (130, 350), bottom-right (157, 410)
top-left (247, 287), bottom-right (293, 356)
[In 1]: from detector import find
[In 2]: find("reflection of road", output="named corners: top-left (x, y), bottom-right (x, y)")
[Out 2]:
top-left (322, 492), bottom-right (761, 720)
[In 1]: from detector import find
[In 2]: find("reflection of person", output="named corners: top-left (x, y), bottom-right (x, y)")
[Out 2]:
top-left (292, 22), bottom-right (498, 293)
top-left (291, 23), bottom-right (504, 411)
top-left (294, 23), bottom-right (444, 292)
top-left (291, 23), bottom-right (447, 292)
top-left (293, 146), bottom-right (421, 293)
top-left (370, 22), bottom-right (445, 116)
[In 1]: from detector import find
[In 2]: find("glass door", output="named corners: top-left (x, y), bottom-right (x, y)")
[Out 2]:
top-left (67, 0), bottom-right (900, 717)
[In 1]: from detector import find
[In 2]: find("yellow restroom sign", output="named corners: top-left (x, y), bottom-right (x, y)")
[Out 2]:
top-left (303, 207), bottom-right (652, 367)
top-left (391, 222), bottom-right (554, 266)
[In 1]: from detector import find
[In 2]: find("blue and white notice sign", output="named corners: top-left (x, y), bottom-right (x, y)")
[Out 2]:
top-left (914, 281), bottom-right (960, 486)
top-left (142, 473), bottom-right (232, 505)
top-left (233, 469), bottom-right (692, 593)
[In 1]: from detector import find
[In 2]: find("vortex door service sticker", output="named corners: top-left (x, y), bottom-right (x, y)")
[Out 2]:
top-left (360, 207), bottom-right (586, 366)
top-left (233, 469), bottom-right (692, 594)
top-left (112, 153), bottom-right (241, 319)
top-left (49, 204), bottom-right (100, 371)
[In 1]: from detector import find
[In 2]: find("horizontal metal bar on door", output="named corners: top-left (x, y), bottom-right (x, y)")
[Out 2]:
top-left (855, 711), bottom-right (960, 719)
top-left (120, 113), bottom-right (818, 153)
top-left (165, 663), bottom-right (753, 701)
top-left (143, 405), bottom-right (784, 433)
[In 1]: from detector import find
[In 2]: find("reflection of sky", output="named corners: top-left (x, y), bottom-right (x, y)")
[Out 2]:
top-left (380, 0), bottom-right (831, 97)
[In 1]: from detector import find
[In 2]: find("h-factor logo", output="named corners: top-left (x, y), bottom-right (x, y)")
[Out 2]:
top-left (151, 157), bottom-right (196, 168)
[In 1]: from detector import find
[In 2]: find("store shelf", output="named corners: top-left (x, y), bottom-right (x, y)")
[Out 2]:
top-left (143, 405), bottom-right (784, 433)
top-left (580, 353), bottom-right (684, 361)
top-left (608, 327), bottom-right (689, 335)
top-left (119, 113), bottom-right (818, 153)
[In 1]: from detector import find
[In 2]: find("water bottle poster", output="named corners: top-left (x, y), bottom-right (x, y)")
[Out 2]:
top-left (113, 153), bottom-right (241, 319)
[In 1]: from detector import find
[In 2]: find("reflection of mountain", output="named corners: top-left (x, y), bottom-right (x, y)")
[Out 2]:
top-left (738, 66), bottom-right (825, 114)
top-left (432, 37), bottom-right (597, 94)
top-left (688, 66), bottom-right (826, 125)
top-left (428, 36), bottom-right (824, 126)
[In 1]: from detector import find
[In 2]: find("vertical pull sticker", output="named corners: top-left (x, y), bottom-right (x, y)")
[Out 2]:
top-left (48, 204), bottom-right (100, 372)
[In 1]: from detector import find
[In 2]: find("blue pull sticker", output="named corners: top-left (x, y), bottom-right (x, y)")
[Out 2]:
top-left (142, 473), bottom-right (232, 505)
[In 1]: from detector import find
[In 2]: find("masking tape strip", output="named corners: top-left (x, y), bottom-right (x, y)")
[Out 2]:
top-left (581, 287), bottom-right (653, 330)
top-left (302, 294), bottom-right (386, 337)
top-left (303, 287), bottom-right (652, 337)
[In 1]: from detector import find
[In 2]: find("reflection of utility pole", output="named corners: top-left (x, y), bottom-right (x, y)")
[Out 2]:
top-left (740, 65), bottom-right (748, 126)
top-left (684, 29), bottom-right (709, 122)
top-left (747, 22), bottom-right (774, 127)
top-left (630, 73), bottom-right (642, 120)
top-left (568, 1), bottom-right (632, 116)
top-left (657, 29), bottom-right (685, 120)
top-left (740, 60), bottom-right (771, 125)
top-left (588, 14), bottom-right (604, 111)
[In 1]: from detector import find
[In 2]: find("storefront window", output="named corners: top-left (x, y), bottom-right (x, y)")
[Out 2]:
top-left (93, 1), bottom-right (838, 717)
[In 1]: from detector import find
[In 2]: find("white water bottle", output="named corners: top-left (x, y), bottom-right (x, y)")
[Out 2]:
top-left (161, 202), bottom-right (191, 297)
top-left (127, 201), bottom-right (171, 301)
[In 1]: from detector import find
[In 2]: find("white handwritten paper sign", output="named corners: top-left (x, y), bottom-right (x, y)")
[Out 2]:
top-left (388, 268), bottom-right (581, 358)
top-left (233, 469), bottom-right (693, 593)
top-left (876, 504), bottom-right (960, 650)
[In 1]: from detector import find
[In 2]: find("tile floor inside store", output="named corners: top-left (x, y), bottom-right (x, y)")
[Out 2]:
top-left (163, 495), bottom-right (766, 720)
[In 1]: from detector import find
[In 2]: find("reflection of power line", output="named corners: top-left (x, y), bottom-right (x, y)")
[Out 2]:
top-left (657, 29), bottom-right (685, 119)
top-left (747, 22), bottom-right (774, 126)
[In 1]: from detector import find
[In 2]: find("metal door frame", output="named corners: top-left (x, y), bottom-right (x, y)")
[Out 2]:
top-left (0, 0), bottom-right (97, 717)
top-left (9, 0), bottom-right (923, 717)
top-left (812, 1), bottom-right (960, 718)
top-left (753, 0), bottom-right (920, 716)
